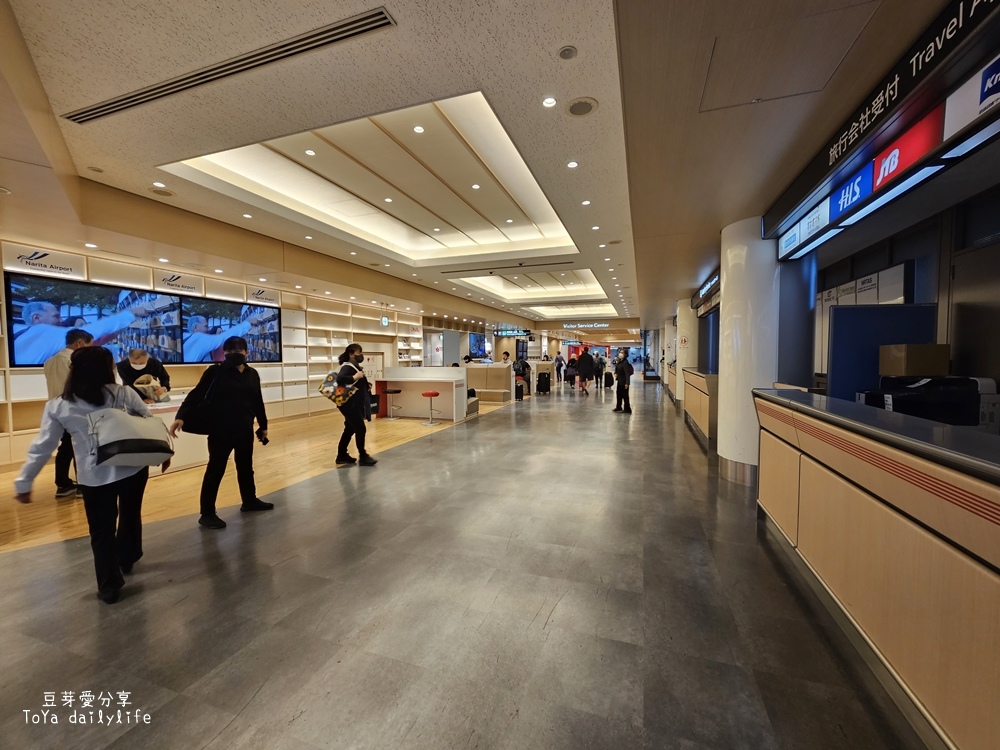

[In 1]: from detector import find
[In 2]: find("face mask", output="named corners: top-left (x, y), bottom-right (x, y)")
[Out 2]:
top-left (225, 353), bottom-right (247, 366)
top-left (130, 362), bottom-right (147, 371)
top-left (353, 355), bottom-right (365, 365)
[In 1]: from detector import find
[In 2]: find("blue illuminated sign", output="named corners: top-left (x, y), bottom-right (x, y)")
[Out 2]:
top-left (829, 162), bottom-right (874, 221)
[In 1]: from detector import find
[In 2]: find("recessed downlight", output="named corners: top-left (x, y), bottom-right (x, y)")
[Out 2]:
top-left (592, 226), bottom-right (600, 230)
top-left (581, 200), bottom-right (591, 206)
top-left (413, 126), bottom-right (424, 133)
top-left (243, 213), bottom-right (252, 219)
top-left (305, 149), bottom-right (316, 156)
top-left (350, 251), bottom-right (357, 255)
top-left (472, 184), bottom-right (480, 190)
top-left (325, 291), bottom-right (331, 295)
top-left (350, 296), bottom-right (356, 300)
top-left (305, 235), bottom-right (313, 240)
top-left (384, 264), bottom-right (390, 267)
top-left (84, 243), bottom-right (98, 248)
top-left (542, 97), bottom-right (557, 107)
top-left (295, 285), bottom-right (302, 289)
top-left (506, 219), bottom-right (513, 224)
top-left (214, 269), bottom-right (223, 273)
top-left (384, 198), bottom-right (393, 203)
top-left (599, 244), bottom-right (607, 248)
top-left (604, 257), bottom-right (611, 261)
top-left (567, 161), bottom-right (579, 168)
top-left (158, 258), bottom-right (169, 263)
top-left (152, 181), bottom-right (166, 188)
top-left (433, 227), bottom-right (441, 232)
top-left (259, 277), bottom-right (266, 282)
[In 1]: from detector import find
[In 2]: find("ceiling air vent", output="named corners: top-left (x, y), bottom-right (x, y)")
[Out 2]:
top-left (568, 98), bottom-right (598, 117)
top-left (62, 7), bottom-right (395, 124)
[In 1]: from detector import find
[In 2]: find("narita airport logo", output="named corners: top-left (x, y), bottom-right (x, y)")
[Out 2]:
top-left (17, 251), bottom-right (49, 261)
top-left (160, 275), bottom-right (196, 291)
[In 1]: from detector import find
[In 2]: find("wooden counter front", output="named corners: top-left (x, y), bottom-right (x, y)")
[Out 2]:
top-left (682, 369), bottom-right (717, 441)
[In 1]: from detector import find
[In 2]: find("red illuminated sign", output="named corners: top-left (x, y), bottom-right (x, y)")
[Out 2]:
top-left (873, 105), bottom-right (944, 191)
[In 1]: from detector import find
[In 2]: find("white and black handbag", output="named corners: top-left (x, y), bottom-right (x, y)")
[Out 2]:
top-left (87, 387), bottom-right (174, 466)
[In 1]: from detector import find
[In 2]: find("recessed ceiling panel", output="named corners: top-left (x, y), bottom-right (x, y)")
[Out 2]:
top-left (527, 303), bottom-right (619, 318)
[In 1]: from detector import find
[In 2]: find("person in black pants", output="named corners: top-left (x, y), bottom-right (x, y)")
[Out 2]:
top-left (15, 346), bottom-right (170, 603)
top-left (613, 347), bottom-right (633, 414)
top-left (170, 336), bottom-right (273, 529)
top-left (335, 343), bottom-right (378, 467)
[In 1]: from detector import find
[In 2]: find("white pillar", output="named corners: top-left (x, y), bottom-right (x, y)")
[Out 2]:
top-left (717, 217), bottom-right (779, 485)
top-left (674, 299), bottom-right (699, 403)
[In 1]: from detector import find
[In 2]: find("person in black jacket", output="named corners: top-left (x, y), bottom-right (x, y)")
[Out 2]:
top-left (169, 336), bottom-right (273, 529)
top-left (117, 348), bottom-right (171, 403)
top-left (335, 343), bottom-right (378, 467)
top-left (577, 346), bottom-right (595, 395)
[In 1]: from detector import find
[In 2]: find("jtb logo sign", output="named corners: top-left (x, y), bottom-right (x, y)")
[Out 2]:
top-left (876, 149), bottom-right (900, 187)
top-left (17, 252), bottom-right (49, 261)
top-left (829, 163), bottom-right (873, 221)
top-left (980, 57), bottom-right (1000, 105)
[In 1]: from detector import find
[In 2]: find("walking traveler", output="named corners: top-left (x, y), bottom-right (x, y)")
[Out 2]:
top-left (170, 336), bottom-right (273, 529)
top-left (577, 347), bottom-right (595, 394)
top-left (565, 357), bottom-right (578, 388)
top-left (554, 351), bottom-right (565, 383)
top-left (335, 343), bottom-right (378, 467)
top-left (43, 328), bottom-right (93, 497)
top-left (15, 346), bottom-right (171, 603)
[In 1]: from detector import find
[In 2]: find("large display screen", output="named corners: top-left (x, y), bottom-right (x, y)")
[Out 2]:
top-left (469, 333), bottom-right (486, 358)
top-left (181, 298), bottom-right (281, 363)
top-left (5, 273), bottom-right (182, 367)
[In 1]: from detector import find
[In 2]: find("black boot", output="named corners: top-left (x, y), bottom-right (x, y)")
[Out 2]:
top-left (335, 453), bottom-right (357, 465)
top-left (359, 454), bottom-right (378, 466)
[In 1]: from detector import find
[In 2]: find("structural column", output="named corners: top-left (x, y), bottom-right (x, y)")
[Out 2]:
top-left (717, 217), bottom-right (779, 485)
top-left (674, 299), bottom-right (699, 403)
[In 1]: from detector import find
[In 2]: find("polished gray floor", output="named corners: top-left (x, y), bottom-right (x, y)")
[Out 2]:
top-left (0, 382), bottom-right (925, 749)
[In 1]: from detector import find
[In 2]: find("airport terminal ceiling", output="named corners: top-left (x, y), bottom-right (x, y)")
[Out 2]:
top-left (0, 0), bottom-right (959, 330)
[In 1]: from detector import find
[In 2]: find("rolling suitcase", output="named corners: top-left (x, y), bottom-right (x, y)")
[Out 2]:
top-left (537, 372), bottom-right (551, 394)
top-left (515, 382), bottom-right (525, 401)
top-left (604, 372), bottom-right (614, 389)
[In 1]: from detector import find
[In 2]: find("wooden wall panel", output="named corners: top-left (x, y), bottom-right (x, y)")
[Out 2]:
top-left (798, 457), bottom-right (1000, 750)
top-left (759, 431), bottom-right (801, 544)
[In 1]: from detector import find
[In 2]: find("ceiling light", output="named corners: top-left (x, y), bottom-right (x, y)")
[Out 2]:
top-left (420, 310), bottom-right (424, 313)
top-left (604, 257), bottom-right (611, 261)
top-left (608, 268), bottom-right (613, 271)
top-left (84, 243), bottom-right (98, 248)
top-left (444, 315), bottom-right (449, 318)
top-left (243, 213), bottom-right (252, 218)
top-left (305, 149), bottom-right (316, 156)
top-left (372, 300), bottom-right (377, 304)
top-left (569, 282), bottom-right (574, 285)
top-left (582, 200), bottom-right (591, 206)
top-left (385, 264), bottom-right (391, 267)
top-left (350, 296), bottom-right (356, 299)
top-left (295, 285), bottom-right (302, 289)
top-left (467, 293), bottom-right (472, 296)
top-left (615, 284), bottom-right (620, 287)
top-left (214, 269), bottom-right (223, 273)
top-left (612, 277), bottom-right (617, 280)
top-left (305, 235), bottom-right (312, 240)
top-left (592, 226), bottom-right (600, 230)
top-left (542, 97), bottom-right (557, 107)
top-left (324, 291), bottom-right (331, 295)
top-left (412, 273), bottom-right (417, 276)
top-left (463, 318), bottom-right (467, 322)
top-left (506, 219), bottom-right (513, 224)
top-left (390, 304), bottom-right (395, 308)
top-left (350, 251), bottom-right (357, 255)
top-left (434, 281), bottom-right (439, 284)
top-left (599, 244), bottom-right (606, 248)
top-left (472, 184), bottom-right (480, 190)
top-left (413, 126), bottom-right (424, 133)
top-left (433, 227), bottom-right (441, 232)
top-left (152, 182), bottom-right (166, 188)
top-left (567, 161), bottom-right (579, 168)
top-left (513, 276), bottom-right (518, 279)
top-left (384, 198), bottom-right (393, 203)
top-left (158, 258), bottom-right (169, 263)
top-left (259, 277), bottom-right (266, 282)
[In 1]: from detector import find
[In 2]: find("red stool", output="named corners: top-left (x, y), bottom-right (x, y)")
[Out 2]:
top-left (421, 390), bottom-right (441, 425)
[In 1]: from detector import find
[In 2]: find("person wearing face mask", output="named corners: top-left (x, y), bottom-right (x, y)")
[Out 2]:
top-left (117, 348), bottom-right (171, 404)
top-left (334, 343), bottom-right (378, 467)
top-left (612, 347), bottom-right (633, 414)
top-left (170, 336), bottom-right (273, 529)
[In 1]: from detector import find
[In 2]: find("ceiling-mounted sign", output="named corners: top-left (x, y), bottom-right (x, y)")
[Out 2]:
top-left (380, 315), bottom-right (389, 327)
top-left (944, 49), bottom-right (1000, 139)
top-left (2, 243), bottom-right (86, 280)
top-left (800, 201), bottom-right (830, 242)
top-left (691, 268), bottom-right (721, 309)
top-left (874, 105), bottom-right (945, 191)
top-left (561, 322), bottom-right (610, 329)
top-left (494, 328), bottom-right (530, 337)
top-left (779, 225), bottom-right (800, 256)
top-left (829, 162), bottom-right (874, 221)
top-left (154, 271), bottom-right (204, 296)
top-left (247, 287), bottom-right (280, 307)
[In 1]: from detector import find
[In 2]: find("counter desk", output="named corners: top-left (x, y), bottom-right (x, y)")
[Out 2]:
top-left (147, 390), bottom-right (208, 475)
top-left (374, 367), bottom-right (474, 422)
top-left (753, 389), bottom-right (1000, 750)
top-left (666, 364), bottom-right (677, 402)
top-left (682, 368), bottom-right (717, 445)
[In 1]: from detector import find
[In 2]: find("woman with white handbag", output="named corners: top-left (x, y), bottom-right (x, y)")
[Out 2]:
top-left (13, 347), bottom-right (172, 604)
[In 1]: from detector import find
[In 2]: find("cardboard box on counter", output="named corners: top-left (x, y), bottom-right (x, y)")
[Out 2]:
top-left (879, 344), bottom-right (950, 377)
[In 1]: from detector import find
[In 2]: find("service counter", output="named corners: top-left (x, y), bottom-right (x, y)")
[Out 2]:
top-left (754, 389), bottom-right (1000, 750)
top-left (147, 390), bottom-right (208, 475)
top-left (682, 368), bottom-right (717, 445)
top-left (375, 367), bottom-right (474, 422)
top-left (666, 364), bottom-right (677, 402)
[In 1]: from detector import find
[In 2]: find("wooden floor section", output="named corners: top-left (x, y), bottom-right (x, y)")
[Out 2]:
top-left (0, 401), bottom-right (511, 553)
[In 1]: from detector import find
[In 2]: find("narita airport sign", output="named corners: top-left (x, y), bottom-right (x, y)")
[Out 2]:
top-left (562, 323), bottom-right (610, 329)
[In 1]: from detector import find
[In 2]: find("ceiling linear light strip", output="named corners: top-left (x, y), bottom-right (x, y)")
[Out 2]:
top-left (430, 102), bottom-right (542, 239)
top-left (444, 260), bottom-right (577, 274)
top-left (62, 8), bottom-right (395, 124)
top-left (261, 140), bottom-right (446, 249)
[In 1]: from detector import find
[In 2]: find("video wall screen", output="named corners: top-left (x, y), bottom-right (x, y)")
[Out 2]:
top-left (6, 273), bottom-right (182, 367)
top-left (181, 298), bottom-right (281, 363)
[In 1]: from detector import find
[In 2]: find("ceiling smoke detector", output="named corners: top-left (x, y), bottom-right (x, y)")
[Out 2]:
top-left (559, 46), bottom-right (577, 60)
top-left (149, 188), bottom-right (174, 196)
top-left (568, 97), bottom-right (598, 117)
